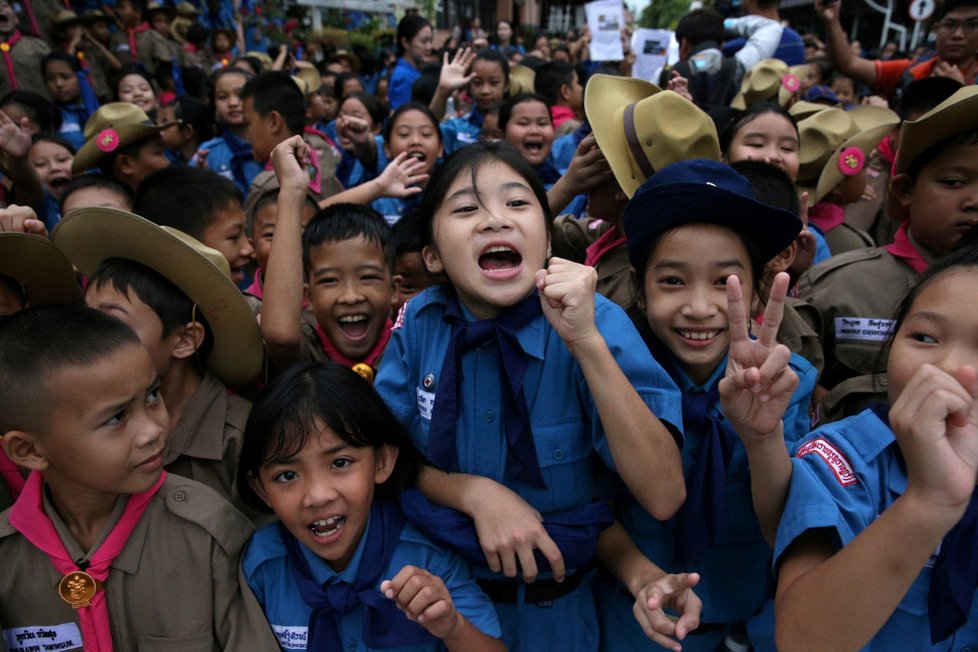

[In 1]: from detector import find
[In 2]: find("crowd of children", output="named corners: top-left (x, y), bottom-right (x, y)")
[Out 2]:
top-left (2, 0), bottom-right (978, 650)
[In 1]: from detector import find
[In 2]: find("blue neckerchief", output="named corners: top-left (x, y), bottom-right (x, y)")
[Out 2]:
top-left (466, 107), bottom-right (485, 129)
top-left (171, 56), bottom-right (186, 97)
top-left (279, 500), bottom-right (435, 651)
top-left (427, 287), bottom-right (547, 489)
top-left (223, 129), bottom-right (254, 192)
top-left (533, 159), bottom-right (561, 186)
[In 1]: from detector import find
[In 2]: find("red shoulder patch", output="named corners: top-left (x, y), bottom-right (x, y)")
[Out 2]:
top-left (796, 437), bottom-right (858, 487)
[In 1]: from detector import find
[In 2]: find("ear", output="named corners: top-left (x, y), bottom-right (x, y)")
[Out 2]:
top-left (889, 173), bottom-right (914, 215)
top-left (170, 320), bottom-right (206, 361)
top-left (422, 245), bottom-right (443, 274)
top-left (268, 110), bottom-right (285, 136)
top-left (246, 471), bottom-right (270, 507)
top-left (373, 444), bottom-right (399, 484)
top-left (559, 82), bottom-right (573, 103)
top-left (1, 431), bottom-right (50, 472)
top-left (768, 241), bottom-right (798, 275)
top-left (631, 266), bottom-right (645, 311)
top-left (115, 152), bottom-right (138, 179)
top-left (303, 281), bottom-right (312, 304)
top-left (390, 273), bottom-right (403, 309)
top-left (750, 289), bottom-right (761, 317)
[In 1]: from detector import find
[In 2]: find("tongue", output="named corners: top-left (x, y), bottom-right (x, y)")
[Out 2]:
top-left (339, 320), bottom-right (369, 339)
top-left (480, 253), bottom-right (518, 270)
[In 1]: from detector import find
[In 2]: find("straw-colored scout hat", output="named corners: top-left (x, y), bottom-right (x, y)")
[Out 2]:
top-left (894, 85), bottom-right (978, 176)
top-left (0, 233), bottom-right (81, 306)
top-left (509, 64), bottom-right (536, 95)
top-left (72, 103), bottom-right (176, 174)
top-left (730, 58), bottom-right (788, 109)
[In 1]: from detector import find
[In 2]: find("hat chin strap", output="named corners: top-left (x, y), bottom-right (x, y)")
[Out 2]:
top-left (623, 104), bottom-right (656, 180)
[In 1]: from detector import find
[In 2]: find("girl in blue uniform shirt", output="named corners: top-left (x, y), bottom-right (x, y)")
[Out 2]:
top-left (239, 361), bottom-right (505, 652)
top-left (373, 140), bottom-right (687, 652)
top-left (597, 159), bottom-right (815, 652)
top-left (770, 242), bottom-right (978, 650)
top-left (334, 91), bottom-right (388, 188)
top-left (42, 52), bottom-right (97, 151)
top-left (372, 103), bottom-right (442, 225)
top-left (499, 93), bottom-right (561, 189)
top-left (435, 49), bottom-right (510, 155)
top-left (195, 68), bottom-right (261, 195)
top-left (388, 16), bottom-right (433, 112)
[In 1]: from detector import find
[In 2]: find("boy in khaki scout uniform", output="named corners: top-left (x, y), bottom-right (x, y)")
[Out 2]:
top-left (108, 0), bottom-right (171, 75)
top-left (0, 0), bottom-right (51, 99)
top-left (0, 305), bottom-right (277, 650)
top-left (798, 86), bottom-right (978, 423)
top-left (51, 207), bottom-right (264, 502)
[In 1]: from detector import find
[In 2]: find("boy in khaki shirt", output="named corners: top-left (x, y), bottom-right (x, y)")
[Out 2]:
top-left (0, 305), bottom-right (276, 650)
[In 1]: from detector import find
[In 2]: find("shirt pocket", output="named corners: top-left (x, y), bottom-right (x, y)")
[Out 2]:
top-left (833, 334), bottom-right (887, 376)
top-left (521, 417), bottom-right (594, 514)
top-left (138, 632), bottom-right (215, 652)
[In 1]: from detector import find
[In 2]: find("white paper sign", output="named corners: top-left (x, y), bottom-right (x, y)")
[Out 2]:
top-left (631, 28), bottom-right (673, 81)
top-left (585, 0), bottom-right (625, 61)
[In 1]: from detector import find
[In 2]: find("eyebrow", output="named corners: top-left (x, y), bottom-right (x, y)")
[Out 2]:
top-left (653, 258), bottom-right (746, 270)
top-left (905, 310), bottom-right (945, 324)
top-left (266, 442), bottom-right (350, 466)
top-left (93, 375), bottom-right (159, 421)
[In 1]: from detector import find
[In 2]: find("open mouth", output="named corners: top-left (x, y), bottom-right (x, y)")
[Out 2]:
top-left (523, 141), bottom-right (544, 157)
top-left (407, 150), bottom-right (427, 163)
top-left (676, 329), bottom-right (722, 346)
top-left (337, 314), bottom-right (370, 340)
top-left (479, 245), bottom-right (523, 272)
top-left (230, 267), bottom-right (245, 284)
top-left (48, 176), bottom-right (71, 193)
top-left (309, 515), bottom-right (345, 539)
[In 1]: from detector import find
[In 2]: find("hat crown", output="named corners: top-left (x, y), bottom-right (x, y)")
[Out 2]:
top-left (83, 102), bottom-right (153, 140)
top-left (635, 159), bottom-right (753, 199)
top-left (159, 227), bottom-right (232, 279)
top-left (628, 92), bottom-right (722, 174)
top-left (798, 108), bottom-right (856, 176)
top-left (740, 58), bottom-right (788, 104)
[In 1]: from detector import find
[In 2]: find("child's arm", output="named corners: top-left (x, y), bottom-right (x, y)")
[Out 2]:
top-left (596, 519), bottom-right (701, 652)
top-left (0, 205), bottom-right (47, 236)
top-left (775, 364), bottom-right (978, 650)
top-left (545, 134), bottom-right (613, 217)
top-left (428, 48), bottom-right (475, 121)
top-left (535, 258), bottom-right (685, 520)
top-left (0, 110), bottom-right (42, 212)
top-left (335, 114), bottom-right (379, 170)
top-left (317, 152), bottom-right (429, 209)
top-left (719, 272), bottom-right (798, 545)
top-left (260, 136), bottom-right (313, 368)
top-left (381, 566), bottom-right (506, 652)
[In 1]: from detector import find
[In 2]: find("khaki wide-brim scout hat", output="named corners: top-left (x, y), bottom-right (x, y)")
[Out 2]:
top-left (788, 100), bottom-right (827, 121)
top-left (778, 63), bottom-right (813, 105)
top-left (245, 50), bottom-right (275, 69)
top-left (52, 9), bottom-right (82, 29)
top-left (509, 65), bottom-right (536, 95)
top-left (72, 103), bottom-right (177, 174)
top-left (894, 85), bottom-right (978, 176)
top-left (52, 208), bottom-right (263, 387)
top-left (730, 58), bottom-right (789, 110)
top-left (586, 74), bottom-right (721, 198)
top-left (175, 1), bottom-right (199, 17)
top-left (294, 66), bottom-right (322, 97)
top-left (0, 233), bottom-right (81, 306)
top-left (797, 106), bottom-right (900, 206)
top-left (334, 50), bottom-right (362, 74)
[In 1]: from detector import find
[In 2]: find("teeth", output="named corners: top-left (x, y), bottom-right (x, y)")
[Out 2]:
top-left (680, 330), bottom-right (719, 341)
top-left (485, 246), bottom-right (514, 254)
top-left (309, 516), bottom-right (345, 533)
top-left (339, 315), bottom-right (367, 323)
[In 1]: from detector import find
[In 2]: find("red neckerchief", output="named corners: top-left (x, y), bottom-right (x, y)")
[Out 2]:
top-left (20, 1), bottom-right (39, 40)
top-left (877, 133), bottom-right (896, 167)
top-left (0, 447), bottom-right (25, 500)
top-left (264, 139), bottom-right (323, 195)
top-left (1, 31), bottom-right (22, 90)
top-left (884, 221), bottom-right (929, 274)
top-left (127, 22), bottom-right (149, 62)
top-left (584, 224), bottom-right (626, 267)
top-left (9, 471), bottom-right (166, 652)
top-left (551, 105), bottom-right (576, 129)
top-left (808, 201), bottom-right (846, 234)
top-left (314, 319), bottom-right (392, 368)
top-left (245, 267), bottom-right (263, 299)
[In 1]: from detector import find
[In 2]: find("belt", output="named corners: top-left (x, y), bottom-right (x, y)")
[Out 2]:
top-left (477, 567), bottom-right (586, 604)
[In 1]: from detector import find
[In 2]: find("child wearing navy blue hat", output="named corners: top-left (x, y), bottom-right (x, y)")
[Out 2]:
top-left (597, 159), bottom-right (814, 651)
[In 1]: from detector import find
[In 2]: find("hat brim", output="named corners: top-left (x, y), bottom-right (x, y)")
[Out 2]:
top-left (804, 121), bottom-right (898, 206)
top-left (72, 123), bottom-right (171, 173)
top-left (52, 208), bottom-right (263, 387)
top-left (625, 182), bottom-right (802, 268)
top-left (0, 233), bottom-right (81, 306)
top-left (894, 86), bottom-right (978, 175)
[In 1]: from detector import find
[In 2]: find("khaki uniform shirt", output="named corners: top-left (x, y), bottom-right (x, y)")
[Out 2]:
top-left (551, 214), bottom-right (636, 314)
top-left (0, 35), bottom-right (52, 99)
top-left (79, 46), bottom-right (114, 102)
top-left (0, 475), bottom-right (278, 651)
top-left (771, 297), bottom-right (824, 377)
top-left (109, 28), bottom-right (171, 74)
top-left (844, 150), bottom-right (901, 247)
top-left (0, 480), bottom-right (13, 514)
top-left (823, 223), bottom-right (876, 257)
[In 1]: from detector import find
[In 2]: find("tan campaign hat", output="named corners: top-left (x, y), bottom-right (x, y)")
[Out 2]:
top-left (778, 63), bottom-right (813, 105)
top-left (52, 208), bottom-right (263, 387)
top-left (730, 58), bottom-right (789, 110)
top-left (893, 85), bottom-right (978, 176)
top-left (52, 9), bottom-right (82, 30)
top-left (586, 74), bottom-right (721, 198)
top-left (0, 233), bottom-right (81, 306)
top-left (509, 64), bottom-right (536, 95)
top-left (72, 103), bottom-right (177, 173)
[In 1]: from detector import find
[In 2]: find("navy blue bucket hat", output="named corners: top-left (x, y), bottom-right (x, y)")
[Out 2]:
top-left (623, 159), bottom-right (803, 269)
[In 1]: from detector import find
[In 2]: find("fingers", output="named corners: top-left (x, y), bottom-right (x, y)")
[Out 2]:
top-left (725, 274), bottom-right (750, 345)
top-left (798, 193), bottom-right (810, 226)
top-left (632, 599), bottom-right (681, 651)
top-left (535, 531), bottom-right (566, 582)
top-left (757, 272), bottom-right (790, 348)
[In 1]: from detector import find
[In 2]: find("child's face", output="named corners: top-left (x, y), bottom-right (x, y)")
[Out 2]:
top-left (242, 97), bottom-right (280, 163)
top-left (306, 235), bottom-right (397, 360)
top-left (30, 140), bottom-right (73, 198)
top-left (44, 60), bottom-right (80, 104)
top-left (213, 32), bottom-right (231, 53)
top-left (385, 109), bottom-right (442, 176)
top-left (336, 97), bottom-right (379, 151)
top-left (1, 102), bottom-right (40, 135)
top-left (201, 201), bottom-right (254, 285)
top-left (157, 104), bottom-right (188, 149)
top-left (830, 78), bottom-right (856, 106)
top-left (886, 270), bottom-right (978, 407)
top-left (469, 59), bottom-right (507, 111)
top-left (341, 77), bottom-right (364, 97)
top-left (802, 66), bottom-right (821, 90)
top-left (150, 11), bottom-right (170, 37)
top-left (27, 343), bottom-right (168, 499)
top-left (897, 143), bottom-right (978, 256)
top-left (118, 73), bottom-right (157, 115)
top-left (423, 161), bottom-right (548, 320)
top-left (90, 19), bottom-right (111, 43)
top-left (480, 112), bottom-right (502, 141)
top-left (250, 421), bottom-right (396, 572)
top-left (642, 224), bottom-right (755, 385)
top-left (251, 198), bottom-right (317, 272)
top-left (392, 251), bottom-right (433, 315)
top-left (725, 112), bottom-right (800, 182)
top-left (306, 92), bottom-right (328, 124)
top-left (505, 100), bottom-right (554, 167)
top-left (117, 0), bottom-right (141, 26)
top-left (565, 72), bottom-right (584, 113)
top-left (120, 136), bottom-right (170, 189)
top-left (214, 73), bottom-right (246, 126)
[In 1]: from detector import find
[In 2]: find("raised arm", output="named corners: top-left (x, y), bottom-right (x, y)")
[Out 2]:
top-left (428, 48), bottom-right (475, 122)
top-left (815, 0), bottom-right (879, 88)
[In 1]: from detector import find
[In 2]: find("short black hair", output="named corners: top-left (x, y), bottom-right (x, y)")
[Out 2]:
top-left (410, 66), bottom-right (440, 105)
top-left (59, 174), bottom-right (135, 214)
top-left (208, 68), bottom-right (252, 122)
top-left (341, 91), bottom-right (386, 127)
top-left (0, 305), bottom-right (141, 432)
top-left (675, 8), bottom-right (724, 48)
top-left (384, 102), bottom-right (442, 144)
top-left (897, 76), bottom-right (962, 120)
top-left (111, 64), bottom-right (156, 102)
top-left (334, 71), bottom-right (362, 97)
top-left (498, 92), bottom-right (551, 131)
top-left (939, 0), bottom-right (978, 19)
top-left (32, 132), bottom-right (77, 154)
top-left (730, 160), bottom-right (800, 217)
top-left (240, 71), bottom-right (306, 137)
top-left (236, 361), bottom-right (423, 511)
top-left (0, 91), bottom-right (62, 133)
top-left (473, 48), bottom-right (510, 83)
top-left (41, 50), bottom-right (80, 75)
top-left (303, 203), bottom-right (396, 274)
top-left (133, 166), bottom-right (243, 239)
top-left (168, 96), bottom-right (215, 144)
top-left (535, 61), bottom-right (575, 105)
top-left (396, 14), bottom-right (431, 57)
top-left (720, 101), bottom-right (798, 156)
top-left (392, 209), bottom-right (426, 255)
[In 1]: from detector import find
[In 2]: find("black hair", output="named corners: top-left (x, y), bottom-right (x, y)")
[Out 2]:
top-left (806, 57), bottom-right (832, 86)
top-left (168, 96), bottom-right (215, 144)
top-left (0, 91), bottom-right (62, 133)
top-left (498, 92), bottom-right (551, 131)
top-left (418, 140), bottom-right (552, 247)
top-left (896, 76), bottom-right (962, 120)
top-left (240, 71), bottom-right (306, 137)
top-left (906, 129), bottom-right (978, 181)
top-left (392, 208), bottom-right (426, 255)
top-left (231, 55), bottom-right (264, 76)
top-left (396, 14), bottom-right (431, 57)
top-left (383, 102), bottom-right (442, 145)
top-left (472, 48), bottom-right (510, 85)
top-left (87, 258), bottom-right (214, 364)
top-left (939, 0), bottom-right (978, 19)
top-left (340, 91), bottom-right (385, 127)
top-left (535, 60), bottom-right (575, 106)
top-left (517, 55), bottom-right (546, 73)
top-left (111, 64), bottom-right (156, 102)
top-left (0, 305), bottom-right (141, 432)
top-left (334, 71), bottom-right (363, 98)
top-left (97, 136), bottom-right (161, 177)
top-left (118, 0), bottom-right (147, 13)
top-left (185, 22), bottom-right (210, 49)
top-left (303, 203), bottom-right (396, 274)
top-left (41, 50), bottom-right (81, 76)
top-left (675, 8), bottom-right (724, 48)
top-left (719, 101), bottom-right (798, 156)
top-left (209, 67), bottom-right (252, 123)
top-left (410, 66), bottom-right (440, 105)
top-left (31, 132), bottom-right (76, 154)
top-left (133, 166), bottom-right (243, 239)
top-left (730, 160), bottom-right (800, 218)
top-left (59, 173), bottom-right (134, 214)
top-left (236, 361), bottom-right (423, 512)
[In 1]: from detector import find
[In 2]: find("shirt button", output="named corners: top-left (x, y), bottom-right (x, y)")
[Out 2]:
top-left (173, 491), bottom-right (187, 502)
top-left (483, 410), bottom-right (495, 423)
top-left (553, 448), bottom-right (564, 461)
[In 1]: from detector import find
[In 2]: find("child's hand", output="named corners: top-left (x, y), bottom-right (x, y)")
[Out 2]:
top-left (373, 152), bottom-right (430, 198)
top-left (0, 109), bottom-right (32, 159)
top-left (535, 257), bottom-right (599, 351)
top-left (381, 566), bottom-right (462, 640)
top-left (891, 364), bottom-right (978, 525)
top-left (667, 71), bottom-right (693, 103)
top-left (336, 114), bottom-right (373, 147)
top-left (719, 272), bottom-right (799, 441)
top-left (562, 134), bottom-right (613, 195)
top-left (270, 135), bottom-right (312, 193)
top-left (632, 572), bottom-right (702, 651)
top-left (438, 47), bottom-right (476, 93)
top-left (0, 205), bottom-right (47, 236)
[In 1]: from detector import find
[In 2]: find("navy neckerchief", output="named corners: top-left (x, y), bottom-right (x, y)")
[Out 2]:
top-left (466, 107), bottom-right (485, 129)
top-left (533, 159), bottom-right (561, 186)
top-left (427, 288), bottom-right (546, 489)
top-left (224, 130), bottom-right (254, 191)
top-left (279, 500), bottom-right (435, 651)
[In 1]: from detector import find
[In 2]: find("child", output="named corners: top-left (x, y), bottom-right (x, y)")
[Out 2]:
top-left (373, 140), bottom-right (686, 652)
top-left (59, 173), bottom-right (134, 215)
top-left (333, 91), bottom-right (387, 188)
top-left (770, 245), bottom-right (978, 649)
top-left (51, 206), bottom-right (264, 499)
top-left (196, 69), bottom-right (262, 194)
top-left (158, 96), bottom-right (214, 165)
top-left (30, 134), bottom-right (74, 203)
top-left (108, 0), bottom-right (171, 75)
top-left (434, 48), bottom-right (510, 154)
top-left (829, 72), bottom-right (858, 108)
top-left (113, 65), bottom-right (159, 118)
top-left (500, 93), bottom-right (560, 186)
top-left (798, 86), bottom-right (978, 423)
top-left (0, 305), bottom-right (277, 648)
top-left (535, 60), bottom-right (583, 132)
top-left (391, 209), bottom-right (441, 314)
top-left (239, 361), bottom-right (505, 652)
top-left (0, 0), bottom-right (52, 99)
top-left (41, 51), bottom-right (95, 150)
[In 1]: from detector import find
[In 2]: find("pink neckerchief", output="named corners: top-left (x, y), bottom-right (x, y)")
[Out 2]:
top-left (884, 221), bottom-right (929, 274)
top-left (808, 201), bottom-right (846, 234)
top-left (1, 31), bottom-right (22, 90)
top-left (127, 22), bottom-right (149, 62)
top-left (877, 133), bottom-right (896, 167)
top-left (584, 224), bottom-right (626, 267)
top-left (0, 448), bottom-right (25, 500)
top-left (245, 267), bottom-right (263, 299)
top-left (314, 319), bottom-right (392, 368)
top-left (9, 471), bottom-right (166, 652)
top-left (551, 105), bottom-right (576, 129)
top-left (263, 144), bottom-right (322, 195)
top-left (20, 0), bottom-right (39, 41)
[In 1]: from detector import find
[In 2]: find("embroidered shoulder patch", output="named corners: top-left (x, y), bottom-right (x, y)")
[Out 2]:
top-left (393, 300), bottom-right (408, 330)
top-left (796, 437), bottom-right (858, 487)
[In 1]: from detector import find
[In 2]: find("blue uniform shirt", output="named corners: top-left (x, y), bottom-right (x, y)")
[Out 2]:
top-left (388, 58), bottom-right (421, 112)
top-left (55, 103), bottom-right (87, 151)
top-left (337, 135), bottom-right (388, 188)
top-left (773, 409), bottom-right (978, 651)
top-left (243, 518), bottom-right (501, 652)
top-left (196, 131), bottom-right (262, 195)
top-left (440, 110), bottom-right (483, 155)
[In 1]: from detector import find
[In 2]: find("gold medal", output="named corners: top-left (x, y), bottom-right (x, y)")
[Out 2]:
top-left (58, 571), bottom-right (99, 609)
top-left (351, 363), bottom-right (374, 383)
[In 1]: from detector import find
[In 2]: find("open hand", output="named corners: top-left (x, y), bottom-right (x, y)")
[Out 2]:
top-left (374, 151), bottom-right (430, 198)
top-left (0, 109), bottom-right (32, 159)
top-left (438, 47), bottom-right (476, 92)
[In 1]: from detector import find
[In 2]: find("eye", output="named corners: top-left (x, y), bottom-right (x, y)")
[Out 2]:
top-left (147, 386), bottom-right (162, 403)
top-left (451, 204), bottom-right (478, 214)
top-left (507, 198), bottom-right (529, 207)
top-left (938, 178), bottom-right (967, 188)
top-left (104, 410), bottom-right (126, 427)
top-left (318, 276), bottom-right (338, 285)
top-left (658, 276), bottom-right (683, 287)
top-left (331, 457), bottom-right (353, 470)
top-left (273, 470), bottom-right (298, 483)
top-left (361, 274), bottom-right (383, 282)
top-left (910, 331), bottom-right (938, 344)
top-left (715, 276), bottom-right (732, 287)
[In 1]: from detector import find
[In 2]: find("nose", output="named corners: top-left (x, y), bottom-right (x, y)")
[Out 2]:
top-left (301, 473), bottom-right (339, 508)
top-left (136, 401), bottom-right (169, 449)
top-left (239, 234), bottom-right (254, 259)
top-left (337, 277), bottom-right (366, 304)
top-left (680, 285), bottom-right (719, 319)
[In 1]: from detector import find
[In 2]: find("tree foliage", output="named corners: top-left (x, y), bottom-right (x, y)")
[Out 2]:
top-left (639, 0), bottom-right (695, 30)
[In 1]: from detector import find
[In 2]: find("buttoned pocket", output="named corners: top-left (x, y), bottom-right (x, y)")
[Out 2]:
top-left (138, 632), bottom-right (215, 652)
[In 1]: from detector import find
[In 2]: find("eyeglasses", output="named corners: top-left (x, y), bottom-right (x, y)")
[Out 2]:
top-left (936, 18), bottom-right (978, 33)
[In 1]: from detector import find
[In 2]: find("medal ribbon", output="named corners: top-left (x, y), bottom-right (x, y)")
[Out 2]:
top-left (127, 23), bottom-right (149, 62)
top-left (1, 31), bottom-right (22, 90)
top-left (315, 319), bottom-right (392, 369)
top-left (9, 471), bottom-right (166, 652)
